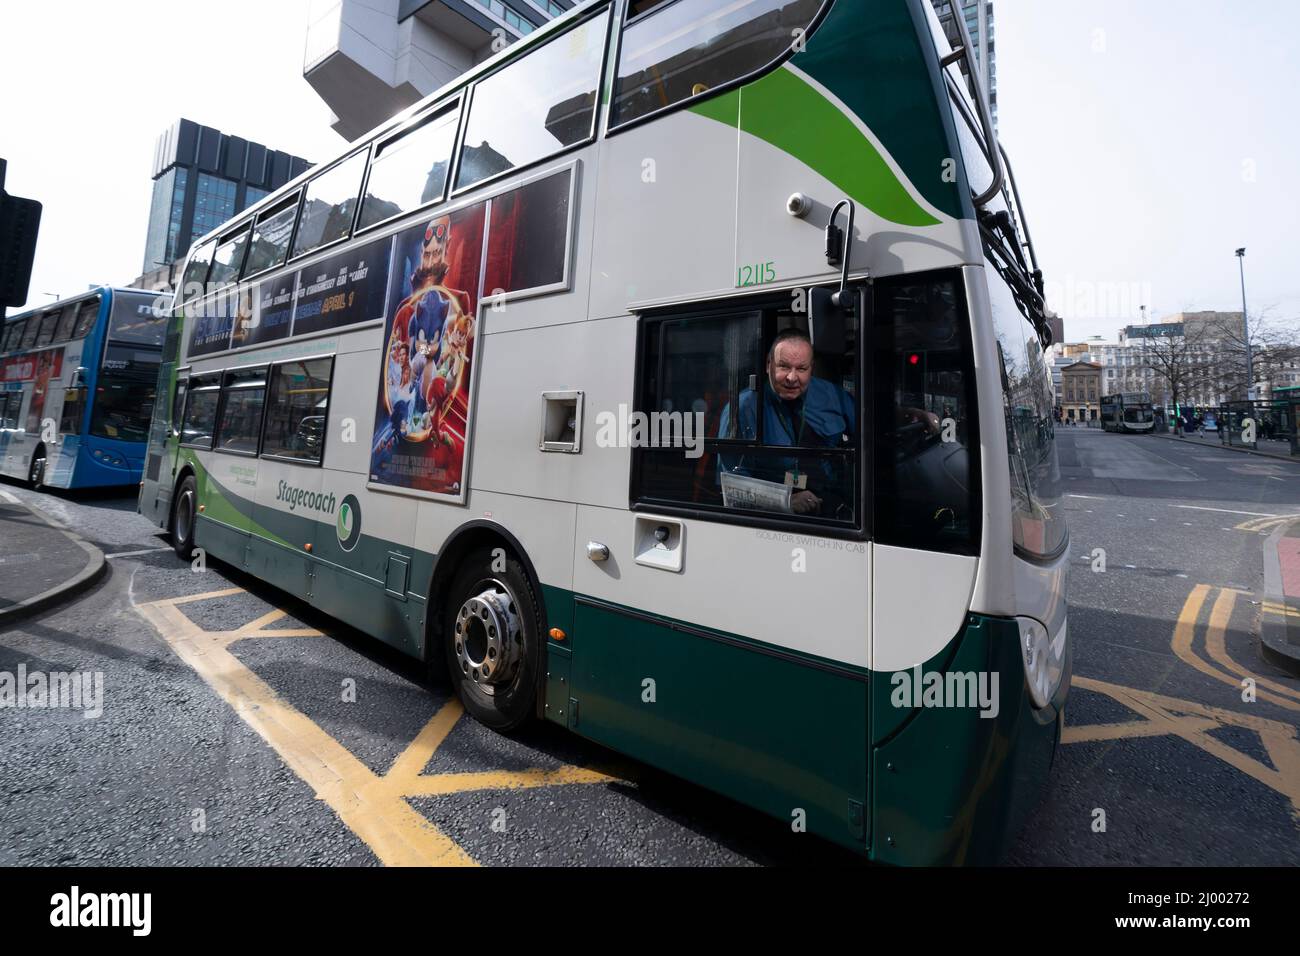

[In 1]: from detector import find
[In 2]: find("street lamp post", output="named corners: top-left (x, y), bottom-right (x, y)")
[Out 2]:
top-left (1236, 247), bottom-right (1253, 400)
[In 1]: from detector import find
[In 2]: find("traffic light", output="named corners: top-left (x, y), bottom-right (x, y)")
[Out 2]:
top-left (0, 158), bottom-right (42, 308)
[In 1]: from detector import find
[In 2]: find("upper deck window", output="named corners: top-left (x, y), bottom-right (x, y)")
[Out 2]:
top-left (71, 297), bottom-right (101, 339)
top-left (358, 101), bottom-right (460, 232)
top-left (54, 303), bottom-right (79, 342)
top-left (1, 321), bottom-right (23, 352)
top-left (181, 239), bottom-right (217, 302)
top-left (208, 225), bottom-right (251, 289)
top-left (454, 9), bottom-right (609, 191)
top-left (612, 0), bottom-right (823, 127)
top-left (19, 314), bottom-right (42, 350)
top-left (34, 309), bottom-right (62, 348)
top-left (292, 152), bottom-right (367, 259)
top-left (244, 194), bottom-right (300, 277)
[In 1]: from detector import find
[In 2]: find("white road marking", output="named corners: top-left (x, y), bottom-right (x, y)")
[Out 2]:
top-left (1067, 494), bottom-right (1105, 500)
top-left (106, 547), bottom-right (173, 559)
top-left (1175, 505), bottom-right (1291, 518)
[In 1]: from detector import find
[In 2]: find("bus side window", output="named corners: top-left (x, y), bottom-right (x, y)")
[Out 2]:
top-left (214, 368), bottom-right (268, 455)
top-left (635, 297), bottom-right (859, 525)
top-left (872, 272), bottom-right (980, 555)
top-left (181, 376), bottom-right (221, 449)
top-left (985, 264), bottom-right (1065, 559)
top-left (171, 382), bottom-right (188, 436)
top-left (292, 151), bottom-right (367, 259)
top-left (262, 358), bottom-right (333, 464)
top-left (19, 315), bottom-right (41, 350)
top-left (455, 9), bottom-right (608, 191)
top-left (71, 298), bottom-right (100, 339)
top-left (612, 0), bottom-right (824, 127)
top-left (2, 320), bottom-right (23, 351)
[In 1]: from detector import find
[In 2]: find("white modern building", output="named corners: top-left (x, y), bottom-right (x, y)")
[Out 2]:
top-left (304, 0), bottom-right (996, 141)
top-left (305, 0), bottom-right (573, 141)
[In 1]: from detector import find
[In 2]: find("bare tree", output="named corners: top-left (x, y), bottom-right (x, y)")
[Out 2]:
top-left (1198, 307), bottom-right (1300, 400)
top-left (1138, 324), bottom-right (1216, 421)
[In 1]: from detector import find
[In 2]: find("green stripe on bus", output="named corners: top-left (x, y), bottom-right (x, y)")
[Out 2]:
top-left (690, 67), bottom-right (940, 228)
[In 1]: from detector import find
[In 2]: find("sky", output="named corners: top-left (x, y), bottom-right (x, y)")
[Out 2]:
top-left (3, 0), bottom-right (1299, 341)
top-left (0, 0), bottom-right (342, 315)
top-left (996, 0), bottom-right (1300, 341)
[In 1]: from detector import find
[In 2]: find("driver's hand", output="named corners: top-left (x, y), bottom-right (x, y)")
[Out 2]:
top-left (791, 490), bottom-right (822, 514)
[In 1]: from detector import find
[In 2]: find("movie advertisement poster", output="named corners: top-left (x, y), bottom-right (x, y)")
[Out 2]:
top-left (369, 204), bottom-right (485, 499)
top-left (231, 274), bottom-right (294, 350)
top-left (186, 290), bottom-right (238, 358)
top-left (291, 236), bottom-right (392, 337)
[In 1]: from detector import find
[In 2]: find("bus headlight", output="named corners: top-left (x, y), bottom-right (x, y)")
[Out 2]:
top-left (1018, 616), bottom-right (1066, 709)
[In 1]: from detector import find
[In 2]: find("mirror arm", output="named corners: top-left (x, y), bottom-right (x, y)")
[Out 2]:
top-left (827, 198), bottom-right (860, 309)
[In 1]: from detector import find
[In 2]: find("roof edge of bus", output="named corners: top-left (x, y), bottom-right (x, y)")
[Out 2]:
top-left (190, 0), bottom-right (605, 253)
top-left (3, 286), bottom-right (125, 322)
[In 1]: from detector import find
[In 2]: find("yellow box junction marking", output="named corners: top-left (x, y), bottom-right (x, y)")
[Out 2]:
top-left (134, 588), bottom-right (622, 866)
top-left (1064, 582), bottom-right (1300, 824)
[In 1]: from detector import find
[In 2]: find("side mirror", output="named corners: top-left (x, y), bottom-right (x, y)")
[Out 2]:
top-left (69, 366), bottom-right (89, 389)
top-left (808, 286), bottom-right (847, 355)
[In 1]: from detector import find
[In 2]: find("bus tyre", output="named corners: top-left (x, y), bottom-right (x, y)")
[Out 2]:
top-left (27, 447), bottom-right (46, 489)
top-left (443, 548), bottom-right (542, 733)
top-left (171, 475), bottom-right (198, 560)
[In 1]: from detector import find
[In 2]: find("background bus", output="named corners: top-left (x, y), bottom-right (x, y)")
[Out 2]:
top-left (1100, 392), bottom-right (1154, 433)
top-left (139, 0), bottom-right (1068, 864)
top-left (1, 287), bottom-right (166, 488)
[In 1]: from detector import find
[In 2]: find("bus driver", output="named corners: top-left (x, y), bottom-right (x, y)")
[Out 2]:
top-left (718, 329), bottom-right (855, 515)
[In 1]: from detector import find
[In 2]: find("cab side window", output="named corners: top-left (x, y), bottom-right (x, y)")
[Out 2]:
top-left (987, 260), bottom-right (1065, 559)
top-left (872, 272), bottom-right (980, 555)
top-left (634, 293), bottom-right (859, 526)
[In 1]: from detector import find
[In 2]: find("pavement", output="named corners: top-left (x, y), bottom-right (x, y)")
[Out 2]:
top-left (1261, 518), bottom-right (1300, 676)
top-left (1150, 428), bottom-right (1299, 462)
top-left (0, 489), bottom-right (105, 627)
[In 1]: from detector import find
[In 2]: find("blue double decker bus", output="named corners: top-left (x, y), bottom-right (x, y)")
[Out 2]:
top-left (1, 287), bottom-right (166, 489)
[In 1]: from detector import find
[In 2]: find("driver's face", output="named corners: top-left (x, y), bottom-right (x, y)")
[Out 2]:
top-left (768, 339), bottom-right (813, 400)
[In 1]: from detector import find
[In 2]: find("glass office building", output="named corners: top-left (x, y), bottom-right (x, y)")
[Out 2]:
top-left (141, 119), bottom-right (311, 274)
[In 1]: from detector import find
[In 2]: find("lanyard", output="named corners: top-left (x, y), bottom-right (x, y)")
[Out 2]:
top-left (772, 396), bottom-right (807, 447)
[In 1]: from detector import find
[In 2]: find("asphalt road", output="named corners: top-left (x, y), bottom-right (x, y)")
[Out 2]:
top-left (1, 428), bottom-right (1298, 866)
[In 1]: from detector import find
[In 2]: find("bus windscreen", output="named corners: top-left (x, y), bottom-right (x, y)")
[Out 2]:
top-left (108, 299), bottom-right (168, 347)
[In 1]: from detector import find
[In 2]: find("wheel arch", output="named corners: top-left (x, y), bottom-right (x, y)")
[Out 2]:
top-left (423, 519), bottom-right (550, 717)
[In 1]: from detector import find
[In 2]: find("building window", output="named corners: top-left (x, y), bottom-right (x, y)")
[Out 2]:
top-left (192, 173), bottom-right (238, 245)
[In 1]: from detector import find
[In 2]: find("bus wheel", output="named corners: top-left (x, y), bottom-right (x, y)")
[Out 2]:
top-left (171, 475), bottom-right (198, 560)
top-left (443, 549), bottom-right (542, 732)
top-left (27, 446), bottom-right (46, 489)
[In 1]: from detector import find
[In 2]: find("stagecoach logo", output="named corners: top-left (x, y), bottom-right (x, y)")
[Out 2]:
top-left (337, 494), bottom-right (362, 551)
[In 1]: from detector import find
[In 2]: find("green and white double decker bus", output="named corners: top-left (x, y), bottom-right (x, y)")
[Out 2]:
top-left (139, 0), bottom-right (1069, 863)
